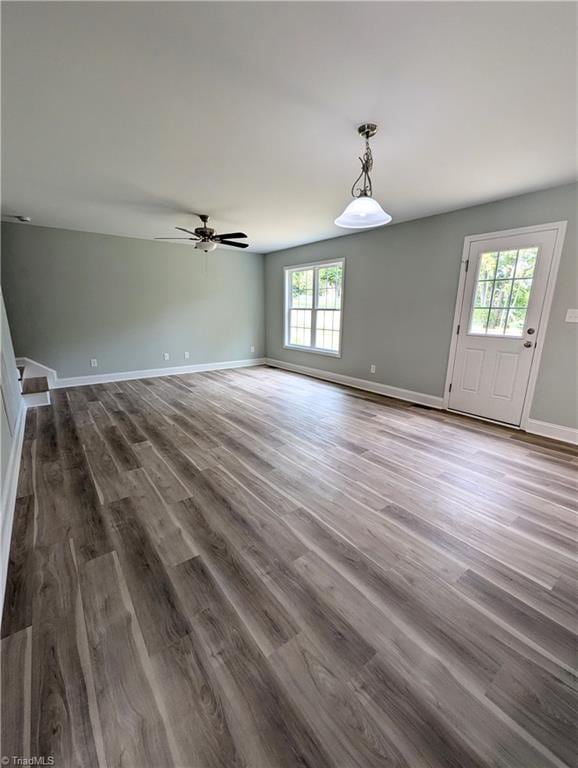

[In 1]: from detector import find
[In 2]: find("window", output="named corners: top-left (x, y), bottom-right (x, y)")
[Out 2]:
top-left (284, 260), bottom-right (344, 355)
top-left (469, 247), bottom-right (538, 337)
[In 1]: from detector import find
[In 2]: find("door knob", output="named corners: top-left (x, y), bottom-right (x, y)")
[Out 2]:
top-left (527, 328), bottom-right (535, 334)
top-left (523, 341), bottom-right (532, 348)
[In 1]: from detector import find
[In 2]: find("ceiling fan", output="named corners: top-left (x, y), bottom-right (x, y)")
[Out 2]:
top-left (155, 214), bottom-right (249, 252)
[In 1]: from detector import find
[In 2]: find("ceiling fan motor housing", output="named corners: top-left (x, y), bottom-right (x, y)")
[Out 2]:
top-left (195, 226), bottom-right (215, 238)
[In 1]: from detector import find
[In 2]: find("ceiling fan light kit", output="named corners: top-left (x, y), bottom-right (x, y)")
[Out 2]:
top-left (196, 240), bottom-right (217, 252)
top-left (335, 123), bottom-right (392, 229)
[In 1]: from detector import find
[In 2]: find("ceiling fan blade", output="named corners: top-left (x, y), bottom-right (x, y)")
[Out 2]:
top-left (175, 226), bottom-right (200, 236)
top-left (218, 240), bottom-right (249, 248)
top-left (213, 232), bottom-right (248, 240)
top-left (154, 236), bottom-right (197, 240)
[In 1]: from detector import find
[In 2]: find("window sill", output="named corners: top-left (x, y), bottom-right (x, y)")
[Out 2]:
top-left (283, 344), bottom-right (342, 359)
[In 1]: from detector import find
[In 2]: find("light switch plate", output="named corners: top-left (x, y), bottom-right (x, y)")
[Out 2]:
top-left (565, 309), bottom-right (578, 323)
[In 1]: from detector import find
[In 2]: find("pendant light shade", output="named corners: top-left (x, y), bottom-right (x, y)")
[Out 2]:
top-left (334, 196), bottom-right (392, 229)
top-left (335, 123), bottom-right (392, 230)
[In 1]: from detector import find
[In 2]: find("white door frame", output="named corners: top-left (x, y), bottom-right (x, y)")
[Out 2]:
top-left (443, 220), bottom-right (567, 429)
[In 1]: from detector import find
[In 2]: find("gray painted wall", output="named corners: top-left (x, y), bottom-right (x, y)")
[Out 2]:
top-left (265, 183), bottom-right (577, 429)
top-left (1, 224), bottom-right (265, 378)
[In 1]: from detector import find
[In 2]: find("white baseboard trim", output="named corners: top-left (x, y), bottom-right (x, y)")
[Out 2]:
top-left (1, 401), bottom-right (26, 617)
top-left (524, 418), bottom-right (578, 445)
top-left (265, 357), bottom-right (444, 410)
top-left (50, 357), bottom-right (266, 388)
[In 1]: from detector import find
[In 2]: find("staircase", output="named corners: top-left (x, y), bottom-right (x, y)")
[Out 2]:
top-left (18, 362), bottom-right (51, 406)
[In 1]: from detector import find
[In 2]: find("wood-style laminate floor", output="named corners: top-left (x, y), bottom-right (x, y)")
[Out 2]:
top-left (2, 366), bottom-right (577, 768)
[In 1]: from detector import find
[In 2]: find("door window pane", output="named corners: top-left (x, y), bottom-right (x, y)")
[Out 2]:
top-left (505, 308), bottom-right (527, 337)
top-left (478, 252), bottom-right (498, 280)
top-left (470, 308), bottom-right (489, 333)
top-left (474, 281), bottom-right (493, 307)
top-left (496, 250), bottom-right (517, 279)
top-left (468, 246), bottom-right (537, 336)
top-left (515, 248), bottom-right (538, 278)
top-left (491, 280), bottom-right (513, 307)
top-left (510, 279), bottom-right (532, 308)
top-left (487, 309), bottom-right (507, 335)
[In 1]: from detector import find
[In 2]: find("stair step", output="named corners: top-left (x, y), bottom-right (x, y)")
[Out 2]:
top-left (17, 365), bottom-right (25, 381)
top-left (22, 376), bottom-right (49, 395)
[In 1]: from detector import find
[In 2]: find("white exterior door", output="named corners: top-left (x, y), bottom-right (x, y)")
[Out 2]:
top-left (448, 227), bottom-right (559, 425)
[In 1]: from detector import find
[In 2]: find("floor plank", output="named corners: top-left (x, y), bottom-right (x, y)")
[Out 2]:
top-left (106, 496), bottom-right (192, 655)
top-left (79, 552), bottom-right (176, 767)
top-left (486, 657), bottom-right (578, 766)
top-left (1, 626), bottom-right (32, 760)
top-left (2, 496), bottom-right (35, 638)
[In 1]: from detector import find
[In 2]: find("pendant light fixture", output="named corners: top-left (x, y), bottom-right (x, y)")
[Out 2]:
top-left (335, 123), bottom-right (392, 229)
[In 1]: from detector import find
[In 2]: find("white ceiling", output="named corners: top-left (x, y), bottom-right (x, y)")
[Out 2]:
top-left (2, 2), bottom-right (576, 253)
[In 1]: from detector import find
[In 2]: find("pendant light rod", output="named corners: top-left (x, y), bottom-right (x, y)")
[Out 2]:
top-left (351, 123), bottom-right (378, 199)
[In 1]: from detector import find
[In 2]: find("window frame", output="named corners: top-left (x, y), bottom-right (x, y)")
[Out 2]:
top-left (283, 258), bottom-right (345, 357)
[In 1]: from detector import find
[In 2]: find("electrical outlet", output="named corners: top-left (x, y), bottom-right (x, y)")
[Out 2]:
top-left (90, 358), bottom-right (98, 368)
top-left (370, 364), bottom-right (376, 374)
top-left (163, 352), bottom-right (170, 361)
top-left (565, 309), bottom-right (578, 323)
top-left (184, 351), bottom-right (190, 359)
top-left (250, 345), bottom-right (255, 353)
